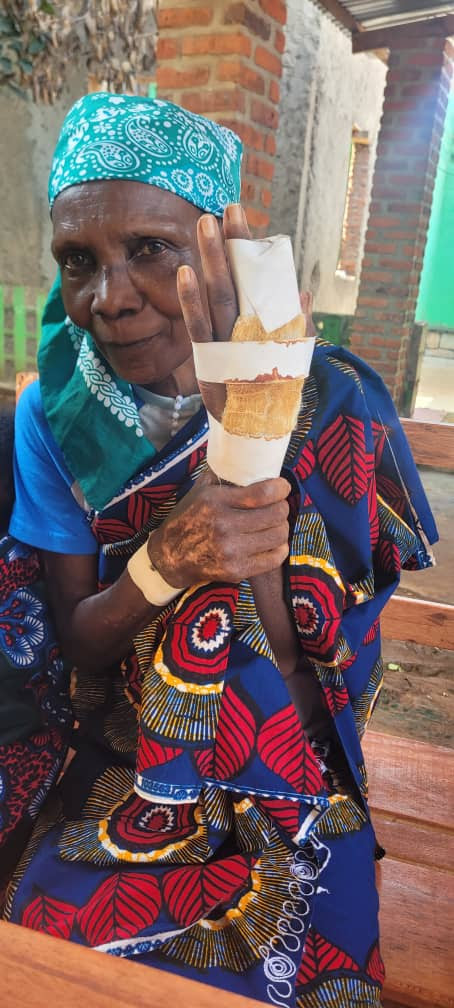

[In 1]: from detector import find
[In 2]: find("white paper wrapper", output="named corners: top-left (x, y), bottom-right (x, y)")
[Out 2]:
top-left (192, 339), bottom-right (315, 383)
top-left (206, 413), bottom-right (291, 486)
top-left (226, 235), bottom-right (302, 332)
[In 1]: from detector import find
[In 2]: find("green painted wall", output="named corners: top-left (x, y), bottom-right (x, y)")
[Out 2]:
top-left (416, 94), bottom-right (454, 329)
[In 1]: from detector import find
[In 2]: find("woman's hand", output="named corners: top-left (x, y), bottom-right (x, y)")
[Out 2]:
top-left (177, 202), bottom-right (250, 345)
top-left (176, 203), bottom-right (251, 420)
top-left (148, 471), bottom-right (291, 588)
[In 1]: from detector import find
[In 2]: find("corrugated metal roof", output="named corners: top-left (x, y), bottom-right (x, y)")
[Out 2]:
top-left (346, 0), bottom-right (453, 29)
top-left (316, 0), bottom-right (453, 31)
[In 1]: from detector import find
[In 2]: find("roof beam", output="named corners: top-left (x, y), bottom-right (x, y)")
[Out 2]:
top-left (352, 12), bottom-right (454, 51)
top-left (315, 0), bottom-right (360, 33)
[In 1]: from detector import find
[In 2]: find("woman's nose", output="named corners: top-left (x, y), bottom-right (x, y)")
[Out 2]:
top-left (91, 264), bottom-right (143, 320)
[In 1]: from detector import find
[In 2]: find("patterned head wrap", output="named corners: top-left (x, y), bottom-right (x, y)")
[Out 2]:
top-left (48, 92), bottom-right (242, 214)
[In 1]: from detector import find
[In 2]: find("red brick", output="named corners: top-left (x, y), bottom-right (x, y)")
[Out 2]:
top-left (368, 335), bottom-right (399, 347)
top-left (183, 88), bottom-right (245, 114)
top-left (251, 97), bottom-right (278, 128)
top-left (156, 65), bottom-right (210, 89)
top-left (182, 32), bottom-right (252, 57)
top-left (241, 179), bottom-right (256, 201)
top-left (255, 44), bottom-right (282, 76)
top-left (366, 270), bottom-right (395, 283)
top-left (224, 2), bottom-right (271, 40)
top-left (264, 133), bottom-right (276, 155)
top-left (405, 50), bottom-right (446, 67)
top-left (365, 242), bottom-right (397, 254)
top-left (386, 68), bottom-right (422, 83)
top-left (156, 37), bottom-right (181, 60)
top-left (357, 295), bottom-right (388, 308)
top-left (246, 153), bottom-right (275, 180)
top-left (217, 59), bottom-right (265, 94)
top-left (366, 214), bottom-right (404, 229)
top-left (269, 79), bottom-right (280, 104)
top-left (221, 119), bottom-right (264, 151)
top-left (259, 0), bottom-right (286, 25)
top-left (261, 187), bottom-right (273, 207)
top-left (378, 259), bottom-right (411, 271)
top-left (386, 201), bottom-right (422, 215)
top-left (245, 206), bottom-right (270, 230)
top-left (158, 5), bottom-right (213, 28)
top-left (274, 28), bottom-right (285, 53)
top-left (400, 83), bottom-right (438, 99)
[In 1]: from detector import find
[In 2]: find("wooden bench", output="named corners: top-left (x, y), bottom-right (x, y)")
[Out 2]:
top-left (375, 417), bottom-right (454, 1008)
top-left (364, 732), bottom-right (454, 1008)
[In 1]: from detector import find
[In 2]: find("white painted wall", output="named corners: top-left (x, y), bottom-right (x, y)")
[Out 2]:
top-left (0, 69), bottom-right (87, 290)
top-left (271, 0), bottom-right (387, 316)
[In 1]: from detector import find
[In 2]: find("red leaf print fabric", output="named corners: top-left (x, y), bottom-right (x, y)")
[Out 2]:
top-left (297, 929), bottom-right (360, 984)
top-left (90, 517), bottom-right (135, 545)
top-left (371, 419), bottom-right (388, 466)
top-left (377, 540), bottom-right (401, 575)
top-left (257, 705), bottom-right (323, 795)
top-left (322, 685), bottom-right (350, 717)
top-left (258, 797), bottom-right (300, 837)
top-left (127, 493), bottom-right (152, 531)
top-left (366, 942), bottom-right (385, 984)
top-left (295, 440), bottom-right (315, 482)
top-left (21, 894), bottom-right (77, 940)
top-left (213, 685), bottom-right (255, 780)
top-left (136, 734), bottom-right (183, 774)
top-left (77, 872), bottom-right (161, 946)
top-left (318, 415), bottom-right (368, 504)
top-left (163, 855), bottom-right (250, 927)
top-left (376, 473), bottom-right (407, 517)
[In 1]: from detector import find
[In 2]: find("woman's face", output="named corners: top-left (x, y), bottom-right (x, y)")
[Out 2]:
top-left (51, 180), bottom-right (207, 394)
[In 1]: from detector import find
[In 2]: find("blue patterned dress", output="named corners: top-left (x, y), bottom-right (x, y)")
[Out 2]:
top-left (0, 342), bottom-right (437, 1007)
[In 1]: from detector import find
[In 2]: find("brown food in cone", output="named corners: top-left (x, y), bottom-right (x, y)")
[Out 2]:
top-left (222, 312), bottom-right (307, 438)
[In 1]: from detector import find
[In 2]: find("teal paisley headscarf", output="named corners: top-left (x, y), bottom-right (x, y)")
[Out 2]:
top-left (38, 93), bottom-right (242, 511)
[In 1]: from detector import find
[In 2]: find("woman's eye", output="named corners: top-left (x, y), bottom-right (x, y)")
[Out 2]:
top-left (63, 251), bottom-right (92, 271)
top-left (134, 240), bottom-right (167, 258)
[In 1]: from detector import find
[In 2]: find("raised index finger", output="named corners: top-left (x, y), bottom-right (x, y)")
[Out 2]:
top-left (197, 214), bottom-right (238, 342)
top-left (177, 264), bottom-right (212, 344)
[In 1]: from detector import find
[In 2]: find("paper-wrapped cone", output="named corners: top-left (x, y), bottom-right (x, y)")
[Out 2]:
top-left (223, 235), bottom-right (313, 439)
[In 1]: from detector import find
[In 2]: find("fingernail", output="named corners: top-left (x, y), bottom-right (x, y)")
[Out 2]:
top-left (226, 203), bottom-right (244, 225)
top-left (178, 265), bottom-right (192, 287)
top-left (200, 214), bottom-right (216, 237)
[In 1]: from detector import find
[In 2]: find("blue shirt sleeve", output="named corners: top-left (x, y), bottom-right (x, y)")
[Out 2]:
top-left (9, 381), bottom-right (98, 554)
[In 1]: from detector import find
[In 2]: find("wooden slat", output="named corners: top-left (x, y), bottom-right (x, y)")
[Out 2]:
top-left (364, 732), bottom-right (454, 1007)
top-left (378, 858), bottom-right (454, 1008)
top-left (400, 418), bottom-right (454, 470)
top-left (381, 595), bottom-right (454, 650)
top-left (352, 13), bottom-right (454, 51)
top-left (371, 808), bottom-right (454, 870)
top-left (363, 731), bottom-right (454, 830)
top-left (0, 920), bottom-right (268, 1008)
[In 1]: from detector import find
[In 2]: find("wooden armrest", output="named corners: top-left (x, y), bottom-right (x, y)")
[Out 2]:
top-left (0, 919), bottom-right (267, 1008)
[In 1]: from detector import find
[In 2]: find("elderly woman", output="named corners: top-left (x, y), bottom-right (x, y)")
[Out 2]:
top-left (1, 93), bottom-right (436, 1006)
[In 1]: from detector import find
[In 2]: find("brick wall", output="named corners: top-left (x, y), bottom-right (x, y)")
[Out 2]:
top-left (155, 0), bottom-right (286, 232)
top-left (350, 32), bottom-right (454, 410)
top-left (338, 131), bottom-right (371, 277)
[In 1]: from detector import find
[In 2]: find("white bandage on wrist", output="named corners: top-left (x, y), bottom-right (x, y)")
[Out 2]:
top-left (127, 539), bottom-right (182, 606)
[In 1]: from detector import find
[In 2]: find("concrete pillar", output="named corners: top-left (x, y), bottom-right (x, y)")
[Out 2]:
top-left (155, 0), bottom-right (286, 233)
top-left (350, 32), bottom-right (454, 411)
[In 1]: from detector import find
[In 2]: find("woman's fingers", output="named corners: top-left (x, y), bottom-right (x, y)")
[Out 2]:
top-left (197, 214), bottom-right (238, 342)
top-left (223, 203), bottom-right (251, 241)
top-left (177, 264), bottom-right (212, 344)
